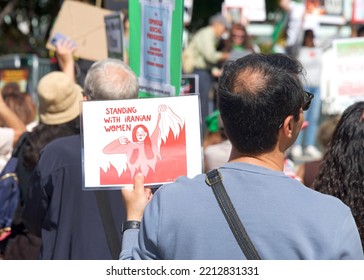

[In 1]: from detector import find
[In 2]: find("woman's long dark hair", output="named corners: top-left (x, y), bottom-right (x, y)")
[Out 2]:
top-left (313, 102), bottom-right (364, 248)
top-left (22, 116), bottom-right (81, 168)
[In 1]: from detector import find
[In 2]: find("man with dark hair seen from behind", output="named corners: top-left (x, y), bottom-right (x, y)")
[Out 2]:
top-left (120, 53), bottom-right (363, 260)
top-left (22, 59), bottom-right (139, 259)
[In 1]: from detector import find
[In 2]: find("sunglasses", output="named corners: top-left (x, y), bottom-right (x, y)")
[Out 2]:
top-left (302, 91), bottom-right (314, 111)
top-left (278, 91), bottom-right (314, 128)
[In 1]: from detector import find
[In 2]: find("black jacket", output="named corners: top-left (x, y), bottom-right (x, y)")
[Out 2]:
top-left (22, 135), bottom-right (126, 259)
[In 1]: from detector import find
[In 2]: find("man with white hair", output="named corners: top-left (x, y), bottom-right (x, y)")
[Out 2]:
top-left (22, 59), bottom-right (139, 260)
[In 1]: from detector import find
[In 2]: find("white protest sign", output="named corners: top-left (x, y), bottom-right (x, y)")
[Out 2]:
top-left (331, 38), bottom-right (364, 113)
top-left (81, 95), bottom-right (202, 189)
top-left (222, 0), bottom-right (266, 23)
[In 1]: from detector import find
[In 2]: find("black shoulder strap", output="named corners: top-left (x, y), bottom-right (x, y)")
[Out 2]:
top-left (95, 191), bottom-right (121, 260)
top-left (205, 169), bottom-right (261, 260)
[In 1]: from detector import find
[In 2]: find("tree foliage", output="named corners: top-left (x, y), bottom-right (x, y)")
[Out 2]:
top-left (0, 0), bottom-right (96, 56)
top-left (0, 0), bottom-right (279, 57)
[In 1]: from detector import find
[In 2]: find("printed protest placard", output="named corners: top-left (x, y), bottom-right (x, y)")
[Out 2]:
top-left (305, 0), bottom-right (346, 25)
top-left (222, 0), bottom-right (266, 24)
top-left (81, 95), bottom-right (202, 189)
top-left (129, 0), bottom-right (183, 97)
top-left (352, 0), bottom-right (364, 24)
top-left (331, 38), bottom-right (364, 113)
top-left (180, 74), bottom-right (199, 95)
top-left (0, 69), bottom-right (29, 93)
top-left (104, 12), bottom-right (124, 60)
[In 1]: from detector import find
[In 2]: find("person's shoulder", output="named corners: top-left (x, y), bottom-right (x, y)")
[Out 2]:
top-left (300, 184), bottom-right (352, 217)
top-left (43, 134), bottom-right (81, 153)
top-left (147, 174), bottom-right (210, 216)
top-left (155, 173), bottom-right (206, 196)
top-left (194, 26), bottom-right (212, 37)
top-left (39, 134), bottom-right (81, 166)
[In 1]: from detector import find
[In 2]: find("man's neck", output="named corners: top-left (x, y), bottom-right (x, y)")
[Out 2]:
top-left (228, 147), bottom-right (285, 172)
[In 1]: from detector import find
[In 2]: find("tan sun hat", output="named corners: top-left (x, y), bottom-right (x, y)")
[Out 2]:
top-left (37, 71), bottom-right (83, 125)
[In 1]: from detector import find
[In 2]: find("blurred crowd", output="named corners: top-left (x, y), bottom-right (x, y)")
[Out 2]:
top-left (1, 0), bottom-right (364, 260)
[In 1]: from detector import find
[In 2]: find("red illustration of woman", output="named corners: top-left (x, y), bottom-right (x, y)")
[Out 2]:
top-left (103, 104), bottom-right (184, 180)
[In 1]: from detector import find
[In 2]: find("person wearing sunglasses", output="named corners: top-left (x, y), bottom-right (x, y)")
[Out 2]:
top-left (120, 53), bottom-right (363, 260)
top-left (221, 23), bottom-right (258, 60)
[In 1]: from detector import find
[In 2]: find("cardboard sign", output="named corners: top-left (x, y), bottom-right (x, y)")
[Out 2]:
top-left (81, 95), bottom-right (202, 189)
top-left (46, 1), bottom-right (113, 61)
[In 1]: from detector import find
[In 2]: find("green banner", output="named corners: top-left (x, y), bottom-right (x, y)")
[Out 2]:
top-left (129, 0), bottom-right (183, 97)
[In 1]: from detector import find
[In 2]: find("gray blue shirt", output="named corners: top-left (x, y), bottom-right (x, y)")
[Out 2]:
top-left (120, 162), bottom-right (363, 260)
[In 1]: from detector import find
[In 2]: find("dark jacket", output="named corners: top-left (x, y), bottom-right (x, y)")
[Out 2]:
top-left (22, 135), bottom-right (126, 259)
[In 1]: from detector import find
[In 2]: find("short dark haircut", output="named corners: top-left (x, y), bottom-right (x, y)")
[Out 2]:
top-left (218, 53), bottom-right (306, 155)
